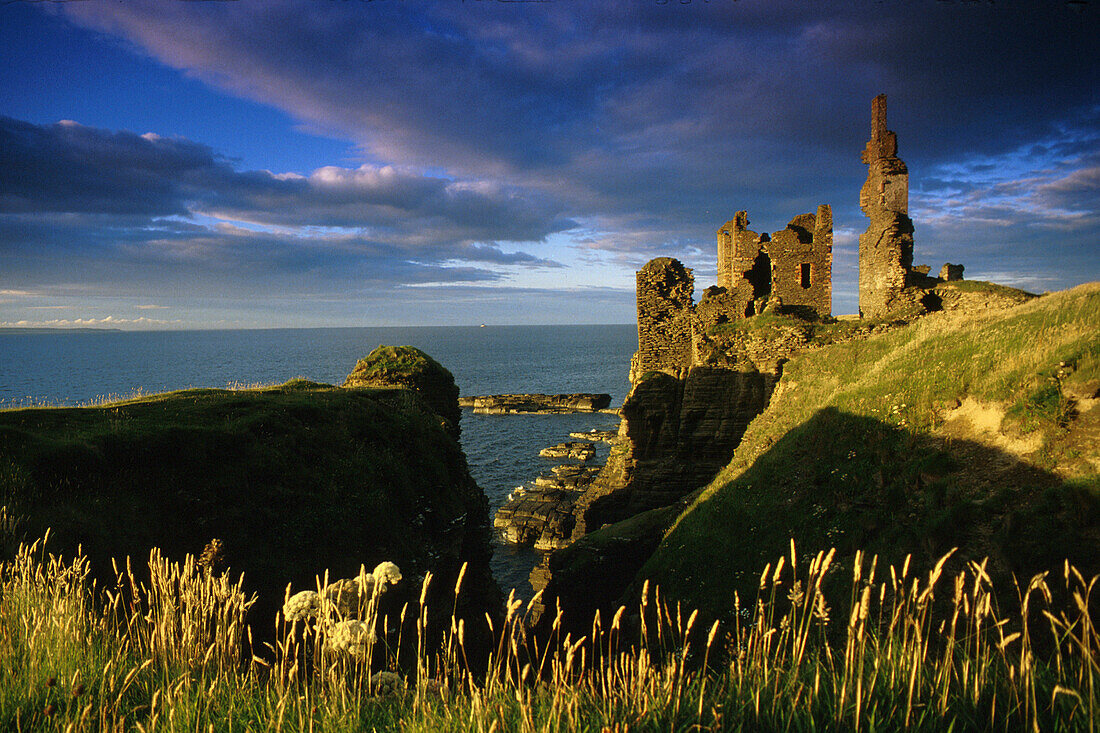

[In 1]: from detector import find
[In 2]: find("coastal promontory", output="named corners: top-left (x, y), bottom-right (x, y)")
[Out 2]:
top-left (0, 346), bottom-right (496, 632)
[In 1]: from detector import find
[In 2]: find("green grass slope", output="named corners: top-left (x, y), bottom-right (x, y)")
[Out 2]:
top-left (635, 283), bottom-right (1100, 615)
top-left (0, 377), bottom-right (487, 627)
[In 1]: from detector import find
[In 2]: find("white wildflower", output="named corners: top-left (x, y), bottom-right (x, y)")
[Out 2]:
top-left (329, 619), bottom-right (374, 658)
top-left (325, 577), bottom-right (375, 617)
top-left (282, 590), bottom-right (321, 622)
top-left (372, 561), bottom-right (402, 587)
top-left (371, 670), bottom-right (402, 695)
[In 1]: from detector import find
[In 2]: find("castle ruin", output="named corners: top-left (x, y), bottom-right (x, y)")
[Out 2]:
top-left (717, 206), bottom-right (833, 320)
top-left (633, 94), bottom-right (966, 381)
top-left (632, 206), bottom-right (833, 381)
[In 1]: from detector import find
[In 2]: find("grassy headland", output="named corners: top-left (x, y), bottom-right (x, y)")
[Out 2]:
top-left (0, 360), bottom-right (490, 637)
top-left (2, 310), bottom-right (1098, 729)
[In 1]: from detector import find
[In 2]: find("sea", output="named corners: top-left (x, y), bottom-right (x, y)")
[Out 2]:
top-left (0, 325), bottom-right (637, 596)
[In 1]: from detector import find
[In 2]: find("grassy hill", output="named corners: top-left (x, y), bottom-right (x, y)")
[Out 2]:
top-left (632, 282), bottom-right (1100, 615)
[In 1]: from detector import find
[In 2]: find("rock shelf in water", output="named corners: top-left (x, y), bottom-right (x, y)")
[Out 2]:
top-left (458, 393), bottom-right (611, 414)
top-left (568, 429), bottom-right (618, 443)
top-left (539, 441), bottom-right (596, 461)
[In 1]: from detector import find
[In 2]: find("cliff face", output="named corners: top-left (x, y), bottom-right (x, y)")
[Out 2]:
top-left (533, 285), bottom-right (1100, 636)
top-left (529, 348), bottom-right (784, 627)
top-left (571, 367), bottom-right (775, 539)
top-left (634, 285), bottom-right (1100, 617)
top-left (0, 351), bottom-right (496, 636)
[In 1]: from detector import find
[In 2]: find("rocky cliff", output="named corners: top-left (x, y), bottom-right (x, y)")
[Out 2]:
top-left (538, 285), bottom-right (1099, 633)
top-left (527, 332), bottom-right (791, 625)
top-left (569, 367), bottom-right (775, 540)
top-left (533, 282), bottom-right (1053, 630)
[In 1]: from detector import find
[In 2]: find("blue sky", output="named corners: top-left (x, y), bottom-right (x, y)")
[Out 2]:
top-left (1, 0), bottom-right (1097, 328)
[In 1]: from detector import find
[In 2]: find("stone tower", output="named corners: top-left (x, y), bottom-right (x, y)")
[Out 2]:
top-left (858, 94), bottom-right (915, 318)
top-left (631, 257), bottom-right (695, 382)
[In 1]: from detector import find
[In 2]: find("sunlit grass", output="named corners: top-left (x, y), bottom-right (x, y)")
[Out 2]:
top-left (1, 531), bottom-right (1096, 731)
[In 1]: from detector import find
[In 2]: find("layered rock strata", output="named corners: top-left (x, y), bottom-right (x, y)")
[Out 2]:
top-left (493, 450), bottom-right (605, 551)
top-left (568, 367), bottom-right (776, 541)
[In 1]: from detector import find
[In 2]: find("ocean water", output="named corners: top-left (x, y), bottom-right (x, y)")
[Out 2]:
top-left (0, 325), bottom-right (636, 595)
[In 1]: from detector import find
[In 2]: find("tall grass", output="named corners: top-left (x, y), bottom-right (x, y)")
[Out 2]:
top-left (1, 533), bottom-right (1096, 731)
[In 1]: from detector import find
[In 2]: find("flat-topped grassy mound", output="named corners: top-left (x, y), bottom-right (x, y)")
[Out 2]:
top-left (0, 372), bottom-right (489, 630)
top-left (629, 283), bottom-right (1100, 615)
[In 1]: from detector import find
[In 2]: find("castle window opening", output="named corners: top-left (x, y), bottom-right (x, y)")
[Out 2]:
top-left (800, 263), bottom-right (811, 289)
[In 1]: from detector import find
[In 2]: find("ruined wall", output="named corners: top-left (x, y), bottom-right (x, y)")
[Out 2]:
top-left (632, 257), bottom-right (695, 382)
top-left (766, 206), bottom-right (833, 318)
top-left (717, 211), bottom-right (767, 292)
top-left (940, 263), bottom-right (964, 281)
top-left (717, 212), bottom-right (770, 315)
top-left (716, 208), bottom-right (833, 319)
top-left (858, 94), bottom-right (917, 319)
top-left (694, 285), bottom-right (750, 332)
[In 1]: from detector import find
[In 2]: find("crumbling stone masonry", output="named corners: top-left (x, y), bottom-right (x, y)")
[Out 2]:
top-left (632, 206), bottom-right (832, 381)
top-left (857, 94), bottom-right (920, 318)
top-left (940, 263), bottom-right (964, 282)
top-left (716, 206), bottom-right (833, 320)
top-left (632, 258), bottom-right (696, 381)
top-left (857, 94), bottom-right (969, 318)
top-left (635, 95), bottom-right (978, 385)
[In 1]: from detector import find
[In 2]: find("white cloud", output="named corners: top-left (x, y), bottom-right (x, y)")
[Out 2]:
top-left (0, 316), bottom-right (181, 328)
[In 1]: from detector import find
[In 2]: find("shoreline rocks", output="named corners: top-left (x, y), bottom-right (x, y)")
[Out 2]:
top-left (539, 441), bottom-right (596, 461)
top-left (493, 438), bottom-right (609, 552)
top-left (568, 429), bottom-right (618, 443)
top-left (458, 393), bottom-right (611, 414)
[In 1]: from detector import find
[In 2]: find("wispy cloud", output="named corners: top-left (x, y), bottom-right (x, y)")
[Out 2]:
top-left (0, 116), bottom-right (573, 294)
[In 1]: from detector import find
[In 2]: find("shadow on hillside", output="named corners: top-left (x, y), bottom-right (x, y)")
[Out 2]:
top-left (543, 406), bottom-right (1099, 631)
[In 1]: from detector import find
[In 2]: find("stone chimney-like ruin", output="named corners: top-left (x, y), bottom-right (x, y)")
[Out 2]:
top-left (858, 94), bottom-right (918, 318)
